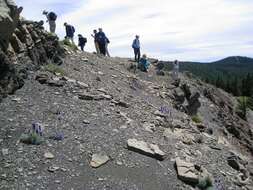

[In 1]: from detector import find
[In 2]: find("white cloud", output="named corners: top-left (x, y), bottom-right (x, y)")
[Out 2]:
top-left (16, 0), bottom-right (253, 61)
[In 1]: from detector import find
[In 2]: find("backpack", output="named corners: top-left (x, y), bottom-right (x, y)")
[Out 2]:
top-left (83, 37), bottom-right (87, 43)
top-left (48, 12), bottom-right (57, 21)
top-left (97, 32), bottom-right (106, 44)
top-left (71, 26), bottom-right (75, 33)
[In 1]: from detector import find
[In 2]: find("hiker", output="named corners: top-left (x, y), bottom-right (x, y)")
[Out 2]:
top-left (96, 28), bottom-right (107, 56)
top-left (105, 37), bottom-right (110, 57)
top-left (42, 10), bottom-right (57, 33)
top-left (91, 30), bottom-right (100, 54)
top-left (64, 22), bottom-right (75, 44)
top-left (132, 35), bottom-right (141, 62)
top-left (172, 60), bottom-right (180, 81)
top-left (78, 34), bottom-right (87, 51)
top-left (138, 54), bottom-right (150, 72)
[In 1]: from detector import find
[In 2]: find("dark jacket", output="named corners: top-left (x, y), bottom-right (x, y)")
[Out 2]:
top-left (65, 25), bottom-right (75, 38)
top-left (97, 31), bottom-right (107, 45)
top-left (78, 36), bottom-right (87, 46)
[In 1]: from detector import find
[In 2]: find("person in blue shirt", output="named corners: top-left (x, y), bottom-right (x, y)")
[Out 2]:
top-left (64, 22), bottom-right (75, 44)
top-left (132, 35), bottom-right (140, 62)
top-left (97, 28), bottom-right (108, 56)
top-left (138, 54), bottom-right (150, 72)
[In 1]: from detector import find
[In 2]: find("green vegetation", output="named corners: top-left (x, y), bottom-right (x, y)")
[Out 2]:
top-left (44, 63), bottom-right (65, 75)
top-left (192, 115), bottom-right (202, 123)
top-left (59, 38), bottom-right (78, 51)
top-left (236, 96), bottom-right (253, 119)
top-left (20, 133), bottom-right (43, 145)
top-left (197, 175), bottom-right (214, 190)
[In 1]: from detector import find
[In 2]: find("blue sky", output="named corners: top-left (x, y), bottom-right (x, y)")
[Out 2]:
top-left (16, 0), bottom-right (253, 62)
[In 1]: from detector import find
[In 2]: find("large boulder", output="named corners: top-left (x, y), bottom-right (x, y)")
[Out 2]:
top-left (0, 0), bottom-right (22, 50)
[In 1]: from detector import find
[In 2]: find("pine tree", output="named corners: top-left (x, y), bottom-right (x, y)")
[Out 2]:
top-left (232, 77), bottom-right (240, 96)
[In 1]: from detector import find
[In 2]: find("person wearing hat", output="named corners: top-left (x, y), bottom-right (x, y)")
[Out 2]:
top-left (42, 10), bottom-right (57, 33)
top-left (132, 35), bottom-right (141, 62)
top-left (78, 34), bottom-right (87, 51)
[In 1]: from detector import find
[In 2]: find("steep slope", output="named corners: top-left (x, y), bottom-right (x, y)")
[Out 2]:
top-left (0, 50), bottom-right (253, 189)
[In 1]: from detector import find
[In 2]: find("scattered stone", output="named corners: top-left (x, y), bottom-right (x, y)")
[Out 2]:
top-left (48, 166), bottom-right (60, 173)
top-left (48, 80), bottom-right (65, 87)
top-left (143, 122), bottom-right (155, 133)
top-left (78, 93), bottom-right (95, 100)
top-left (90, 153), bottom-right (110, 168)
top-left (127, 139), bottom-right (166, 161)
top-left (114, 100), bottom-right (130, 108)
top-left (12, 97), bottom-right (21, 102)
top-left (44, 152), bottom-right (54, 159)
top-left (2, 148), bottom-right (9, 156)
top-left (76, 81), bottom-right (89, 89)
top-left (83, 120), bottom-right (90, 124)
top-left (175, 158), bottom-right (199, 184)
top-left (35, 73), bottom-right (49, 84)
top-left (227, 152), bottom-right (246, 171)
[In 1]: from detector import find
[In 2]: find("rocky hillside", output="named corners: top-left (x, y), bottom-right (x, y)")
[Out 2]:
top-left (1, 1), bottom-right (253, 190)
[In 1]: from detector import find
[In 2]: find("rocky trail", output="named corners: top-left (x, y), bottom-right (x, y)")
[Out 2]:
top-left (1, 50), bottom-right (253, 190)
top-left (1, 0), bottom-right (253, 189)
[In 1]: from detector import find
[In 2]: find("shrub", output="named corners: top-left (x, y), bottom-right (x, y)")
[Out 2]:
top-left (44, 63), bottom-right (65, 75)
top-left (20, 133), bottom-right (43, 145)
top-left (197, 175), bottom-right (213, 190)
top-left (192, 115), bottom-right (202, 123)
top-left (59, 39), bottom-right (78, 51)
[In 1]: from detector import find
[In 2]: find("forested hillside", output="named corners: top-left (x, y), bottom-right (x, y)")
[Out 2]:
top-left (162, 56), bottom-right (253, 97)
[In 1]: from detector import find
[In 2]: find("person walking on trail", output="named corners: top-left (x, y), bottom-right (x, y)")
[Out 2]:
top-left (138, 54), bottom-right (150, 72)
top-left (78, 34), bottom-right (87, 51)
top-left (97, 28), bottom-right (107, 56)
top-left (42, 10), bottom-right (57, 33)
top-left (91, 30), bottom-right (100, 54)
top-left (132, 35), bottom-right (141, 62)
top-left (64, 22), bottom-right (75, 44)
top-left (172, 60), bottom-right (180, 81)
top-left (105, 37), bottom-right (110, 57)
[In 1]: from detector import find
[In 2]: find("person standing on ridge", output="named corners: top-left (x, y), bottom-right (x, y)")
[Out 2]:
top-left (132, 35), bottom-right (141, 62)
top-left (78, 34), bottom-right (87, 51)
top-left (96, 28), bottom-right (107, 56)
top-left (42, 10), bottom-right (57, 33)
top-left (91, 30), bottom-right (100, 54)
top-left (172, 60), bottom-right (180, 81)
top-left (64, 22), bottom-right (75, 44)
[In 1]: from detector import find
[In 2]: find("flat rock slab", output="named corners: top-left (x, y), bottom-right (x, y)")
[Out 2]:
top-left (127, 139), bottom-right (166, 161)
top-left (44, 152), bottom-right (55, 159)
top-left (175, 157), bottom-right (199, 184)
top-left (90, 153), bottom-right (110, 168)
top-left (78, 93), bottom-right (112, 101)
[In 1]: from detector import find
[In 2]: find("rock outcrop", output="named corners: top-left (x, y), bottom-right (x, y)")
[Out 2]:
top-left (0, 0), bottom-right (64, 102)
top-left (0, 0), bottom-right (22, 50)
